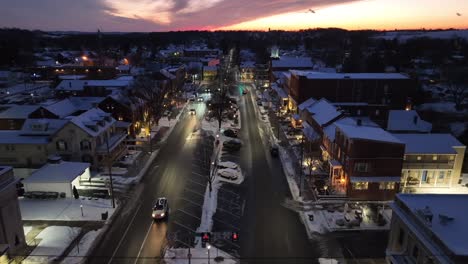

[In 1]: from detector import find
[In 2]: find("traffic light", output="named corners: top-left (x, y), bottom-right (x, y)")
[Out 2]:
top-left (231, 232), bottom-right (239, 242)
top-left (201, 232), bottom-right (211, 243)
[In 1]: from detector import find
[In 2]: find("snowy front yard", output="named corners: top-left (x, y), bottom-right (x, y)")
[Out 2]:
top-left (20, 197), bottom-right (116, 221)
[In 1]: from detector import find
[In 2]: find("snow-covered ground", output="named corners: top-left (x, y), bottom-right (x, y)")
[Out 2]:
top-left (197, 180), bottom-right (221, 233)
top-left (20, 197), bottom-right (116, 221)
top-left (61, 230), bottom-right (100, 264)
top-left (24, 226), bottom-right (33, 237)
top-left (23, 226), bottom-right (80, 264)
top-left (417, 102), bottom-right (467, 114)
top-left (450, 122), bottom-right (467, 137)
top-left (318, 258), bottom-right (339, 264)
top-left (165, 247), bottom-right (237, 264)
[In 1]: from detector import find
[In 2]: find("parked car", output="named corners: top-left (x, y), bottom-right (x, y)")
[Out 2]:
top-left (189, 109), bottom-right (196, 115)
top-left (223, 129), bottom-right (238, 138)
top-left (218, 161), bottom-right (239, 170)
top-left (270, 144), bottom-right (279, 157)
top-left (257, 101), bottom-right (262, 106)
top-left (218, 168), bottom-right (239, 180)
top-left (152, 197), bottom-right (169, 220)
top-left (223, 139), bottom-right (242, 151)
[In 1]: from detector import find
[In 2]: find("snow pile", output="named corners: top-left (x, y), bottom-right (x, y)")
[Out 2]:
top-left (20, 198), bottom-right (116, 221)
top-left (196, 181), bottom-right (221, 233)
top-left (23, 226), bottom-right (80, 264)
top-left (61, 230), bottom-right (100, 264)
top-left (318, 258), bottom-right (339, 264)
top-left (24, 226), bottom-right (33, 237)
top-left (165, 247), bottom-right (237, 264)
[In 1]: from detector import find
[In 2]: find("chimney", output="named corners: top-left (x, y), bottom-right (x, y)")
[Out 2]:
top-left (413, 115), bottom-right (418, 124)
top-left (417, 206), bottom-right (433, 226)
top-left (47, 155), bottom-right (62, 164)
top-left (356, 119), bottom-right (362, 126)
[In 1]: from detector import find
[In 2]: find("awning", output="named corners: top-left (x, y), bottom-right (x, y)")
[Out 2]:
top-left (350, 176), bottom-right (401, 183)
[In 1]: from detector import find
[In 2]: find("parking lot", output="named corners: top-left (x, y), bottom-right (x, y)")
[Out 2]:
top-left (166, 130), bottom-right (214, 247)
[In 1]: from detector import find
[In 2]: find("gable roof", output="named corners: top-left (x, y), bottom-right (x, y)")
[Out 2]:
top-left (391, 134), bottom-right (465, 154)
top-left (387, 110), bottom-right (432, 132)
top-left (20, 119), bottom-right (68, 136)
top-left (69, 108), bottom-right (115, 137)
top-left (336, 122), bottom-right (402, 144)
top-left (41, 99), bottom-right (78, 118)
top-left (0, 105), bottom-right (39, 119)
top-left (305, 98), bottom-right (342, 126)
top-left (324, 117), bottom-right (380, 141)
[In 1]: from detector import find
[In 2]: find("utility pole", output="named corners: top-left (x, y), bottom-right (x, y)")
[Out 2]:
top-left (106, 132), bottom-right (116, 208)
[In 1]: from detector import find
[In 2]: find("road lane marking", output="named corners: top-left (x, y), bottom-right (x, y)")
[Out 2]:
top-left (179, 197), bottom-right (203, 207)
top-left (173, 221), bottom-right (196, 233)
top-left (133, 220), bottom-right (154, 264)
top-left (177, 208), bottom-right (201, 220)
top-left (107, 202), bottom-right (143, 264)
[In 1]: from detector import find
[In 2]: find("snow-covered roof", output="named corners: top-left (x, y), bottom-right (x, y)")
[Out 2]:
top-left (69, 108), bottom-right (115, 137)
top-left (0, 105), bottom-right (39, 119)
top-left (387, 110), bottom-right (432, 132)
top-left (56, 79), bottom-right (131, 91)
top-left (271, 56), bottom-right (314, 68)
top-left (271, 83), bottom-right (288, 99)
top-left (58, 75), bottom-right (86, 80)
top-left (20, 119), bottom-right (68, 135)
top-left (303, 122), bottom-right (320, 141)
top-left (305, 98), bottom-right (342, 126)
top-left (336, 122), bottom-right (402, 144)
top-left (42, 99), bottom-right (78, 118)
top-left (0, 131), bottom-right (50, 144)
top-left (240, 61), bottom-right (255, 68)
top-left (69, 97), bottom-right (106, 111)
top-left (292, 70), bottom-right (409, 80)
top-left (391, 134), bottom-right (464, 154)
top-left (24, 161), bottom-right (89, 183)
top-left (324, 117), bottom-right (380, 141)
top-left (394, 194), bottom-right (468, 257)
top-left (298, 97), bottom-right (316, 111)
top-left (55, 80), bottom-right (86, 91)
top-left (203, 66), bottom-right (217, 71)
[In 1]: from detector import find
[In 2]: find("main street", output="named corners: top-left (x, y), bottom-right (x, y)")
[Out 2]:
top-left (88, 99), bottom-right (209, 264)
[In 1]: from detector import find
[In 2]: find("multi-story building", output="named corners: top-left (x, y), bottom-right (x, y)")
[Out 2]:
top-left (387, 194), bottom-right (468, 264)
top-left (323, 118), bottom-right (405, 200)
top-left (0, 166), bottom-right (25, 254)
top-left (254, 64), bottom-right (269, 88)
top-left (391, 134), bottom-right (466, 193)
top-left (0, 105), bottom-right (39, 130)
top-left (288, 71), bottom-right (416, 111)
top-left (240, 61), bottom-right (255, 81)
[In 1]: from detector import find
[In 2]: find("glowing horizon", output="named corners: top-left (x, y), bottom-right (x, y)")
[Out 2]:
top-left (0, 0), bottom-right (467, 32)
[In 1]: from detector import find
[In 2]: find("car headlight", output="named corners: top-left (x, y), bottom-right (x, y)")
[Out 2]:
top-left (152, 213), bottom-right (156, 217)
top-left (160, 213), bottom-right (165, 217)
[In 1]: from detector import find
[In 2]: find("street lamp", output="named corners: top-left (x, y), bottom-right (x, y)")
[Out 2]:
top-left (207, 244), bottom-right (211, 264)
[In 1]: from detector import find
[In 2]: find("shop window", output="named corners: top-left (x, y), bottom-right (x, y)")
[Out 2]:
top-left (352, 182), bottom-right (368, 190)
top-left (379, 182), bottom-right (396, 190)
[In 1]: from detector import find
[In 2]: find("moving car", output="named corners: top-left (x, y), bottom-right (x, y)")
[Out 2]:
top-left (197, 97), bottom-right (204, 102)
top-left (189, 109), bottom-right (196, 115)
top-left (152, 197), bottom-right (169, 220)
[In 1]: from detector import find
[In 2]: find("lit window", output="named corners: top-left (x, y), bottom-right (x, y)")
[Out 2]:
top-left (432, 155), bottom-right (438, 161)
top-left (352, 182), bottom-right (368, 190)
top-left (417, 156), bottom-right (422, 161)
top-left (449, 155), bottom-right (455, 161)
top-left (379, 182), bottom-right (396, 190)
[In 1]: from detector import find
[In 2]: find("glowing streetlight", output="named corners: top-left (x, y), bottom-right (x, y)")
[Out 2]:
top-left (81, 56), bottom-right (88, 61)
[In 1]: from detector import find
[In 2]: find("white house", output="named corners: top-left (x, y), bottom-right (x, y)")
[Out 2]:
top-left (23, 158), bottom-right (90, 198)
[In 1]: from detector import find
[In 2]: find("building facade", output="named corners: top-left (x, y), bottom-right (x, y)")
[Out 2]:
top-left (387, 194), bottom-right (468, 264)
top-left (0, 167), bottom-right (25, 254)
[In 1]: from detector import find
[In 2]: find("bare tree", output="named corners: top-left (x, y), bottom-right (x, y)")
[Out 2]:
top-left (131, 75), bottom-right (170, 129)
top-left (444, 67), bottom-right (468, 110)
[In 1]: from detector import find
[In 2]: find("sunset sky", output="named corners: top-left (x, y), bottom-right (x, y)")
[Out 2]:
top-left (1, 0), bottom-right (467, 32)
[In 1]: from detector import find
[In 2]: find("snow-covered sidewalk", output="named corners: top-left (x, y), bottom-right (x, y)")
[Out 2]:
top-left (61, 230), bottom-right (100, 264)
top-left (20, 197), bottom-right (116, 221)
top-left (165, 247), bottom-right (237, 264)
